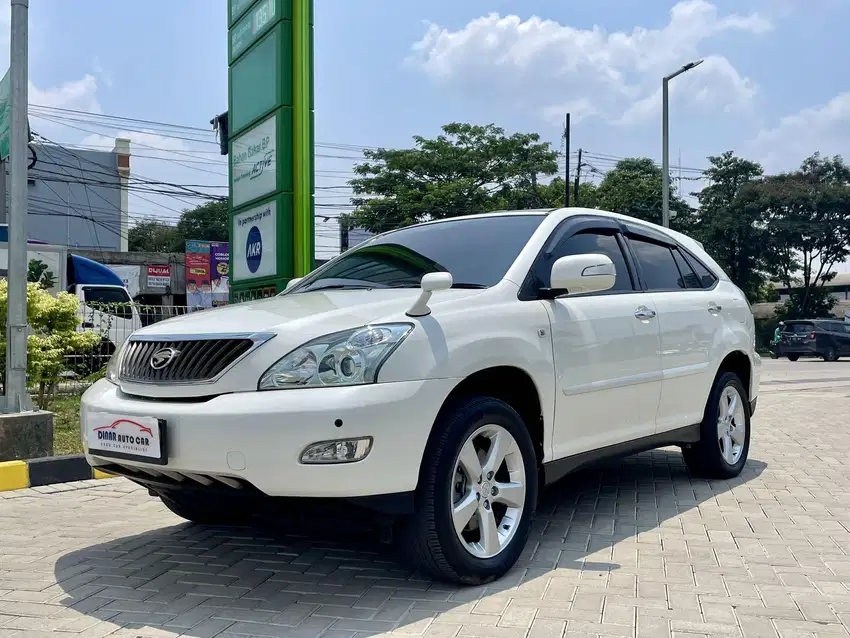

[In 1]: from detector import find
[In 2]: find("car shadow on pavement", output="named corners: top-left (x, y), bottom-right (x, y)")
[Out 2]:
top-left (53, 449), bottom-right (766, 637)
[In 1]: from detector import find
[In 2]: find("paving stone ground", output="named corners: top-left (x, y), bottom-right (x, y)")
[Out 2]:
top-left (1, 359), bottom-right (849, 638)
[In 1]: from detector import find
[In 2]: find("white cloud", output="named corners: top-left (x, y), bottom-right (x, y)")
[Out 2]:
top-left (409, 0), bottom-right (771, 125)
top-left (751, 92), bottom-right (850, 172)
top-left (30, 75), bottom-right (101, 113)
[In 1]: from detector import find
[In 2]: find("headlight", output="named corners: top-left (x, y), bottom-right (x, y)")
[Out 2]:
top-left (258, 323), bottom-right (413, 390)
top-left (104, 340), bottom-right (127, 384)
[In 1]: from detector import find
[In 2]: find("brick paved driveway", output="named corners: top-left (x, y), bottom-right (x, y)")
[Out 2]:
top-left (1, 359), bottom-right (849, 638)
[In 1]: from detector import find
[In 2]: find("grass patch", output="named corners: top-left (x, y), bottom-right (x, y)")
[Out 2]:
top-left (52, 393), bottom-right (83, 456)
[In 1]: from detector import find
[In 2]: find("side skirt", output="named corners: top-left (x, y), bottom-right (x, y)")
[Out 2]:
top-left (542, 424), bottom-right (701, 486)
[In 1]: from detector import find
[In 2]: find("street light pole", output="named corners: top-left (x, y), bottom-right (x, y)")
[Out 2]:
top-left (661, 59), bottom-right (703, 228)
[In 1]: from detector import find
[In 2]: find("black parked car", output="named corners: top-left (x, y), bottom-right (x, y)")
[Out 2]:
top-left (777, 319), bottom-right (850, 361)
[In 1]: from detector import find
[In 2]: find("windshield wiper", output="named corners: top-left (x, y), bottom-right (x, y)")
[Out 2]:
top-left (298, 283), bottom-right (382, 293)
top-left (450, 283), bottom-right (488, 289)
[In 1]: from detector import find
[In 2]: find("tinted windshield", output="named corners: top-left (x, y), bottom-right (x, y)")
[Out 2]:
top-left (290, 214), bottom-right (546, 292)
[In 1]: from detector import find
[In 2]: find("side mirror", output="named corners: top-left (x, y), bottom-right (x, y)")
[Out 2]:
top-left (420, 272), bottom-right (453, 293)
top-left (285, 277), bottom-right (303, 291)
top-left (548, 253), bottom-right (616, 296)
top-left (406, 271), bottom-right (453, 317)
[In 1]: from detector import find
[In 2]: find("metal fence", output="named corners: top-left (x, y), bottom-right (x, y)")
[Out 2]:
top-left (61, 304), bottom-right (210, 393)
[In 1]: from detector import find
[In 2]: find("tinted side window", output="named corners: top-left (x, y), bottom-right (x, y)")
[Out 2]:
top-left (671, 248), bottom-right (701, 289)
top-left (684, 253), bottom-right (718, 288)
top-left (629, 237), bottom-right (683, 291)
top-left (550, 231), bottom-right (634, 292)
top-left (83, 287), bottom-right (133, 320)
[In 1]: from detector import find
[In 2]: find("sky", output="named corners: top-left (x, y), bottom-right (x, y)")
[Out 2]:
top-left (1, 0), bottom-right (849, 260)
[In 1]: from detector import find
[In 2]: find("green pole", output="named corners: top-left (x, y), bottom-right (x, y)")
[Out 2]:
top-left (292, 0), bottom-right (313, 277)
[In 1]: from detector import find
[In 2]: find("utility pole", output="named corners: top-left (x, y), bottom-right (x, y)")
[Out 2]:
top-left (5, 0), bottom-right (30, 411)
top-left (574, 148), bottom-right (583, 207)
top-left (564, 113), bottom-right (570, 207)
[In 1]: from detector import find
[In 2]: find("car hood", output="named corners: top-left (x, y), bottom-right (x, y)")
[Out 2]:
top-left (135, 288), bottom-right (483, 338)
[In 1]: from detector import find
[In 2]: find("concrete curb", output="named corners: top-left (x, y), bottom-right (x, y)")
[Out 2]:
top-left (0, 455), bottom-right (113, 492)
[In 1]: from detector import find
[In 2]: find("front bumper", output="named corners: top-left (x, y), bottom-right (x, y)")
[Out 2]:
top-left (81, 378), bottom-right (457, 500)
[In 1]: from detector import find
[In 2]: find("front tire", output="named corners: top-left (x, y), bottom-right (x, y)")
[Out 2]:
top-left (401, 397), bottom-right (538, 585)
top-left (682, 372), bottom-right (751, 480)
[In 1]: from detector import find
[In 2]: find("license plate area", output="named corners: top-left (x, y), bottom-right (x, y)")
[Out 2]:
top-left (86, 412), bottom-right (167, 465)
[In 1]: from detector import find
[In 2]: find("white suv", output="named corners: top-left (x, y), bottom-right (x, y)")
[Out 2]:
top-left (81, 208), bottom-right (761, 585)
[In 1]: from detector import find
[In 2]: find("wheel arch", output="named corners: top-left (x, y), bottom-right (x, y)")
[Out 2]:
top-left (416, 366), bottom-right (546, 492)
top-left (714, 350), bottom-right (752, 410)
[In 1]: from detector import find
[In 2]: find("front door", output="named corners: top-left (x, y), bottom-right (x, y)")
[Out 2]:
top-left (543, 227), bottom-right (663, 460)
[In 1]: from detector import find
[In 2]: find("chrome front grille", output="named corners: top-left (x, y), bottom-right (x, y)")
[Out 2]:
top-left (118, 333), bottom-right (273, 384)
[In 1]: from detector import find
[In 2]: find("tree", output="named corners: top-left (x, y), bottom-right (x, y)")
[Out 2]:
top-left (345, 123), bottom-right (559, 233)
top-left (0, 280), bottom-right (101, 408)
top-left (691, 151), bottom-right (767, 300)
top-left (129, 219), bottom-right (178, 253)
top-left (173, 200), bottom-right (228, 250)
top-left (594, 158), bottom-right (693, 230)
top-left (747, 153), bottom-right (850, 318)
top-left (128, 200), bottom-right (227, 252)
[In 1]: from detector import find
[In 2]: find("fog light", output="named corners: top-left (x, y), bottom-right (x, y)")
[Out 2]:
top-left (300, 437), bottom-right (372, 464)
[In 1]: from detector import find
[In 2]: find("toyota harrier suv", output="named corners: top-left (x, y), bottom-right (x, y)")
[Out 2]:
top-left (81, 208), bottom-right (760, 585)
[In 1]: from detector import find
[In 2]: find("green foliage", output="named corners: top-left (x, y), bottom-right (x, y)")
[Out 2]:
top-left (0, 280), bottom-right (101, 409)
top-left (745, 153), bottom-right (850, 317)
top-left (774, 288), bottom-right (837, 322)
top-left (129, 200), bottom-right (228, 252)
top-left (691, 151), bottom-right (767, 301)
top-left (594, 158), bottom-right (693, 231)
top-left (27, 258), bottom-right (56, 290)
top-left (345, 123), bottom-right (559, 233)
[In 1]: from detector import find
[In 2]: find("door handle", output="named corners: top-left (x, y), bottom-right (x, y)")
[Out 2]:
top-left (708, 302), bottom-right (722, 314)
top-left (634, 306), bottom-right (656, 320)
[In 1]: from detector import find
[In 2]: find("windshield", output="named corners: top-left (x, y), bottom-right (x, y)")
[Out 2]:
top-left (289, 214), bottom-right (546, 293)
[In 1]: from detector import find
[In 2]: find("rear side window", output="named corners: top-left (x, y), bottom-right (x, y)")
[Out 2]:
top-left (671, 248), bottom-right (702, 289)
top-left (628, 237), bottom-right (683, 291)
top-left (683, 253), bottom-right (718, 288)
top-left (550, 231), bottom-right (634, 292)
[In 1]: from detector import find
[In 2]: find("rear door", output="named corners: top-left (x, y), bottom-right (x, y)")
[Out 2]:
top-left (781, 322), bottom-right (815, 350)
top-left (622, 225), bottom-right (724, 432)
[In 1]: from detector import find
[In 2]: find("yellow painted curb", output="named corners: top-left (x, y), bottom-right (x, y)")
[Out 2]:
top-left (93, 469), bottom-right (114, 480)
top-left (0, 460), bottom-right (29, 492)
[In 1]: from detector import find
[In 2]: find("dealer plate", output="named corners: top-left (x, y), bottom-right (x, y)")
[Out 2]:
top-left (85, 412), bottom-right (167, 465)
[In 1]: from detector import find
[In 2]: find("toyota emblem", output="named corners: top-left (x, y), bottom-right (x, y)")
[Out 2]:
top-left (150, 347), bottom-right (180, 370)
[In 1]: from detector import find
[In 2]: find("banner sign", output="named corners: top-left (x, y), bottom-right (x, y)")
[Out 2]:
top-left (146, 264), bottom-right (171, 289)
top-left (210, 241), bottom-right (231, 306)
top-left (185, 240), bottom-right (230, 311)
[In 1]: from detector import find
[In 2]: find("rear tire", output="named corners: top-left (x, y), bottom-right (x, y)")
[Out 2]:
top-left (683, 372), bottom-right (751, 480)
top-left (400, 396), bottom-right (538, 585)
top-left (823, 347), bottom-right (839, 362)
top-left (787, 354), bottom-right (800, 362)
top-left (160, 493), bottom-right (247, 526)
